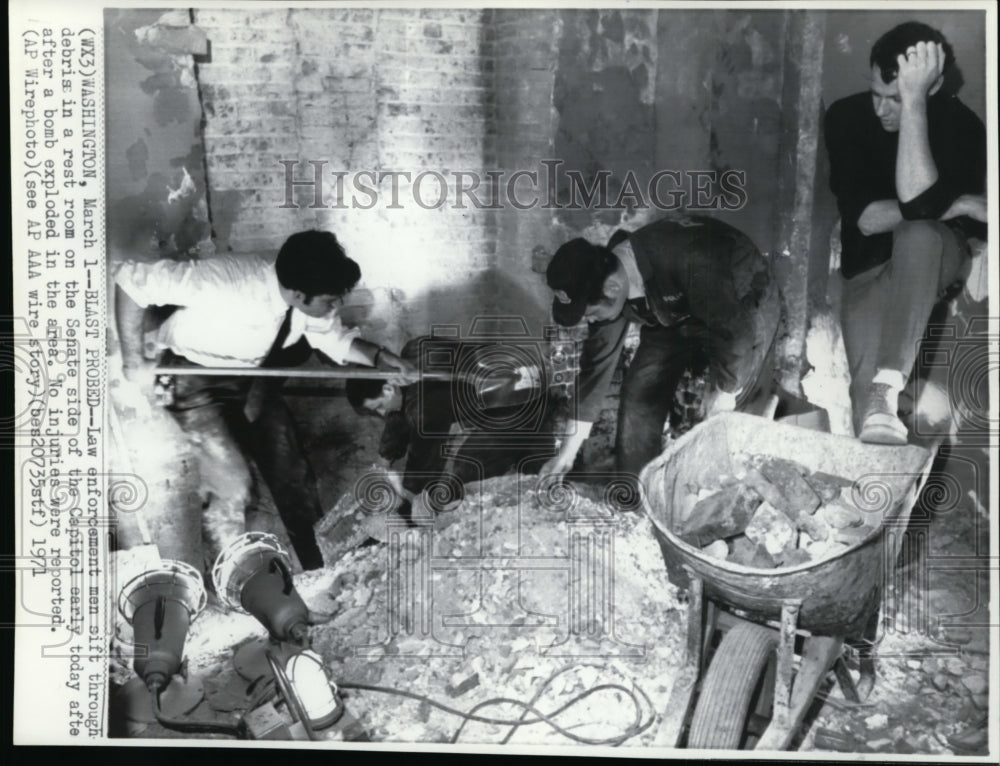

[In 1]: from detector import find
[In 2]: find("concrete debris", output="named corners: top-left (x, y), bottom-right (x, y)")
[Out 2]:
top-left (866, 738), bottom-right (893, 749)
top-left (741, 468), bottom-right (794, 517)
top-left (314, 464), bottom-right (406, 567)
top-left (961, 674), bottom-right (988, 696)
top-left (796, 510), bottom-right (829, 542)
top-left (945, 658), bottom-right (967, 676)
top-left (777, 547), bottom-right (811, 566)
top-left (727, 535), bottom-right (778, 568)
top-left (865, 712), bottom-right (889, 729)
top-left (744, 501), bottom-right (796, 556)
top-left (677, 454), bottom-right (883, 569)
top-left (756, 456), bottom-right (822, 515)
top-left (932, 674), bottom-right (950, 691)
top-left (700, 539), bottom-right (729, 560)
top-left (446, 672), bottom-right (481, 697)
top-left (817, 499), bottom-right (864, 529)
top-left (677, 483), bottom-right (762, 546)
top-left (804, 471), bottom-right (850, 503)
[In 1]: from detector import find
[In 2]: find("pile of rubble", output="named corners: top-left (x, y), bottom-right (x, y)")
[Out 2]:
top-left (675, 454), bottom-right (878, 568)
top-left (309, 473), bottom-right (687, 745)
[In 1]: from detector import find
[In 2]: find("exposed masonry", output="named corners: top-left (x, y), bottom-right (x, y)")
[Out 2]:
top-left (193, 8), bottom-right (499, 346)
top-left (190, 8), bottom-right (676, 344)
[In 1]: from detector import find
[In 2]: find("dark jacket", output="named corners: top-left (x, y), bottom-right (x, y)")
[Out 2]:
top-left (575, 215), bottom-right (779, 423)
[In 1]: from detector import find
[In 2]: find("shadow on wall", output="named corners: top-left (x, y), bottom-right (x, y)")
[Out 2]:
top-left (392, 269), bottom-right (551, 342)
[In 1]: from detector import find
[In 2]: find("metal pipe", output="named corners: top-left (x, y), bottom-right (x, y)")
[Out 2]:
top-left (155, 365), bottom-right (455, 380)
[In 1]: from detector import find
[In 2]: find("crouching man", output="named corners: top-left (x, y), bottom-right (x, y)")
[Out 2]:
top-left (540, 214), bottom-right (781, 485)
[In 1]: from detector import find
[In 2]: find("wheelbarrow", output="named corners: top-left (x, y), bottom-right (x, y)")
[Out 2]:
top-left (639, 412), bottom-right (937, 751)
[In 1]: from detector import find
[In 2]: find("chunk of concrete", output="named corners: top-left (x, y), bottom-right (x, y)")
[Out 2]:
top-left (700, 539), bottom-right (729, 560)
top-left (757, 456), bottom-right (822, 515)
top-left (728, 535), bottom-right (778, 568)
top-left (778, 548), bottom-right (812, 567)
top-left (315, 465), bottom-right (405, 567)
top-left (446, 672), bottom-right (480, 698)
top-left (796, 510), bottom-right (829, 542)
top-left (805, 471), bottom-right (851, 504)
top-left (741, 468), bottom-right (792, 517)
top-left (676, 484), bottom-right (762, 546)
top-left (818, 500), bottom-right (864, 529)
top-left (744, 501), bottom-right (796, 557)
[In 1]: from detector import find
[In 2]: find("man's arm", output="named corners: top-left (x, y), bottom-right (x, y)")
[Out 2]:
top-left (895, 41), bottom-right (944, 204)
top-left (538, 317), bottom-right (629, 481)
top-left (857, 200), bottom-right (904, 236)
top-left (114, 284), bottom-right (151, 381)
top-left (343, 338), bottom-right (416, 385)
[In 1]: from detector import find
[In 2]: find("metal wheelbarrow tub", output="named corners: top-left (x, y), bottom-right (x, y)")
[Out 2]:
top-left (639, 412), bottom-right (935, 639)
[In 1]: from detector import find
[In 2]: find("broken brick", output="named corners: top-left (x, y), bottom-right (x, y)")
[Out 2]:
top-left (742, 468), bottom-right (795, 518)
top-left (728, 535), bottom-right (778, 568)
top-left (700, 539), bottom-right (729, 560)
top-left (758, 457), bottom-right (822, 515)
top-left (445, 672), bottom-right (480, 697)
top-left (818, 500), bottom-right (864, 530)
top-left (796, 510), bottom-right (829, 542)
top-left (778, 548), bottom-right (812, 567)
top-left (676, 484), bottom-right (762, 547)
top-left (744, 501), bottom-right (796, 557)
top-left (805, 471), bottom-right (851, 504)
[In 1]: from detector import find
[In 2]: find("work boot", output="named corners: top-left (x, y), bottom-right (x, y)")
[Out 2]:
top-left (859, 382), bottom-right (908, 445)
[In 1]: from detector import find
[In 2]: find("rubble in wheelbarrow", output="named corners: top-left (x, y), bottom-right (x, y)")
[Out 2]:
top-left (679, 455), bottom-right (878, 569)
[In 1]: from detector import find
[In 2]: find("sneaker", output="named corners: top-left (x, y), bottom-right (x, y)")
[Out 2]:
top-left (859, 383), bottom-right (908, 445)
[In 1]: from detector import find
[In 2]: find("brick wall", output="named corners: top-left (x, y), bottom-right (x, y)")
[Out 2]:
top-left (193, 8), bottom-right (496, 349)
top-left (490, 9), bottom-right (563, 337)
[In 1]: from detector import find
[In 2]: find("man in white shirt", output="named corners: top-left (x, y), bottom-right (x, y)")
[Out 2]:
top-left (115, 229), bottom-right (414, 569)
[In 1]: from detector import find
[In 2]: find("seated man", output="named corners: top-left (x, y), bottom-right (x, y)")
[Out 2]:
top-left (540, 214), bottom-right (781, 483)
top-left (825, 21), bottom-right (987, 444)
top-left (114, 230), bottom-right (415, 569)
top-left (347, 335), bottom-right (556, 510)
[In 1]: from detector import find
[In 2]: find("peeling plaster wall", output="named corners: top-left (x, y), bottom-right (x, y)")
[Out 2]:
top-left (490, 9), bottom-right (563, 336)
top-left (552, 9), bottom-right (659, 231)
top-left (104, 8), bottom-right (215, 566)
top-left (105, 8), bottom-right (211, 261)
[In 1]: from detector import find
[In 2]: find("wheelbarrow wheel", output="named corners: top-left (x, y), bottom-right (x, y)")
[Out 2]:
top-left (688, 620), bottom-right (778, 750)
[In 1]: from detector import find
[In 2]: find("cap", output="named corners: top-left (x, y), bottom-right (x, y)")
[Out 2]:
top-left (545, 238), bottom-right (616, 326)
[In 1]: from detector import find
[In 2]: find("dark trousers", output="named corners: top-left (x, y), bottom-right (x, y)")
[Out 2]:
top-left (841, 220), bottom-right (969, 434)
top-left (615, 325), bottom-right (698, 479)
top-left (615, 317), bottom-right (778, 479)
top-left (165, 354), bottom-right (324, 569)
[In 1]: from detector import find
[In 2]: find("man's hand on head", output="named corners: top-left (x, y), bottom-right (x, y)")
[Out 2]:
top-left (896, 41), bottom-right (945, 104)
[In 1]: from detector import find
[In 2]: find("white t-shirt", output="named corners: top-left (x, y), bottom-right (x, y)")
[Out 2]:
top-left (114, 255), bottom-right (360, 367)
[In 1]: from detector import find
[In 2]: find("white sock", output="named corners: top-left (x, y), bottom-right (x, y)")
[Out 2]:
top-left (872, 369), bottom-right (905, 413)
